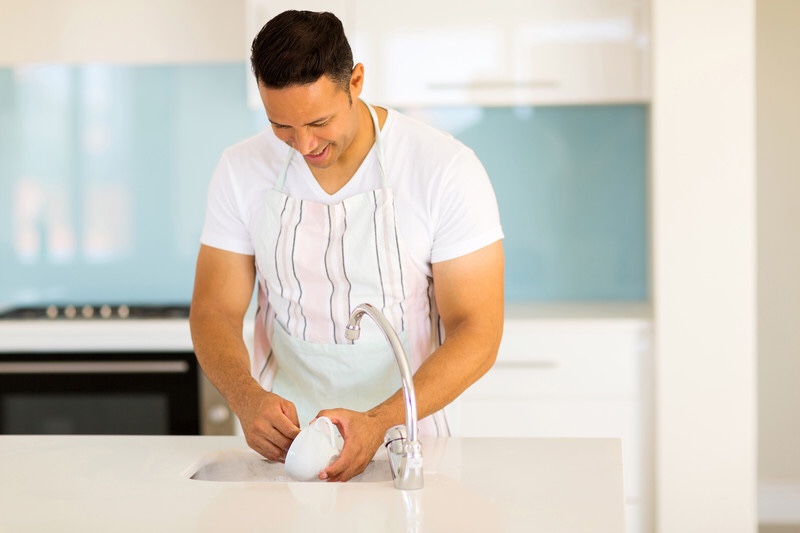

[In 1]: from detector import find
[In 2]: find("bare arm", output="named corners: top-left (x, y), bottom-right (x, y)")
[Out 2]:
top-left (189, 244), bottom-right (300, 460)
top-left (397, 239), bottom-right (504, 417)
top-left (321, 240), bottom-right (504, 480)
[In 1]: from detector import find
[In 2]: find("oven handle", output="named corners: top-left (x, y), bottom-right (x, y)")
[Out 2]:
top-left (0, 361), bottom-right (190, 374)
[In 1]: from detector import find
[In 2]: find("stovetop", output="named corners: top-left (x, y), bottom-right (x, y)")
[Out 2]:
top-left (0, 305), bottom-right (191, 321)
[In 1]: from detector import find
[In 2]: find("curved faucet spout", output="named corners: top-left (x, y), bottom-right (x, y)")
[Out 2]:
top-left (346, 303), bottom-right (418, 442)
top-left (346, 303), bottom-right (423, 489)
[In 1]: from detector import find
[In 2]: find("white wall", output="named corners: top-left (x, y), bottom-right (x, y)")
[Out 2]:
top-left (651, 0), bottom-right (757, 532)
top-left (0, 0), bottom-right (246, 64)
top-left (757, 0), bottom-right (800, 521)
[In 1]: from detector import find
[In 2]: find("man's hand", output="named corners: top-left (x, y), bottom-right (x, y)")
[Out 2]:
top-left (236, 390), bottom-right (301, 463)
top-left (315, 408), bottom-right (385, 482)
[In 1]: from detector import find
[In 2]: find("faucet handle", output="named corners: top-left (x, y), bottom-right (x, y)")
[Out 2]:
top-left (383, 424), bottom-right (423, 490)
top-left (384, 424), bottom-right (408, 448)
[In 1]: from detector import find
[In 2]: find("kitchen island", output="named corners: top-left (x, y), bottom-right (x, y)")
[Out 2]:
top-left (0, 435), bottom-right (625, 532)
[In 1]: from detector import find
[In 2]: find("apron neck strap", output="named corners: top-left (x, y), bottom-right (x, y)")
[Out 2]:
top-left (274, 100), bottom-right (387, 192)
top-left (365, 102), bottom-right (387, 183)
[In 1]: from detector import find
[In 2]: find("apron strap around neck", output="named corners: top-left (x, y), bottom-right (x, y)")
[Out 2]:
top-left (274, 100), bottom-right (387, 192)
top-left (275, 146), bottom-right (294, 192)
top-left (365, 102), bottom-right (387, 186)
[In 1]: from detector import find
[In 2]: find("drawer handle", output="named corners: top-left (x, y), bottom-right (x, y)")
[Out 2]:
top-left (0, 361), bottom-right (190, 374)
top-left (427, 80), bottom-right (560, 90)
top-left (493, 361), bottom-right (559, 369)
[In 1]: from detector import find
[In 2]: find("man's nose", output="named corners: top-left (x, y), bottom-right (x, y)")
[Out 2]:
top-left (293, 128), bottom-right (317, 155)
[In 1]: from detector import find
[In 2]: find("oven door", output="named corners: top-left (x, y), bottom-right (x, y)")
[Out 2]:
top-left (0, 351), bottom-right (200, 435)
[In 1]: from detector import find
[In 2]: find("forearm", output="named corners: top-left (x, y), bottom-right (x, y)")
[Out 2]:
top-left (190, 307), bottom-right (262, 416)
top-left (416, 322), bottom-right (500, 415)
top-left (367, 319), bottom-right (502, 430)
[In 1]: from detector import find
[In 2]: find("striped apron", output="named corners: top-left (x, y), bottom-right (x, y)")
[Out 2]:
top-left (251, 103), bottom-right (448, 435)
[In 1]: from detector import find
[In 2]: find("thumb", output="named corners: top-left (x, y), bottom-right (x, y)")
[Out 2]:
top-left (319, 435), bottom-right (356, 481)
top-left (280, 400), bottom-right (300, 429)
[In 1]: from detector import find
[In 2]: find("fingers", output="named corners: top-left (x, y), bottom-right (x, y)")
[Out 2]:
top-left (321, 449), bottom-right (368, 482)
top-left (275, 402), bottom-right (301, 440)
top-left (283, 401), bottom-right (300, 427)
top-left (247, 417), bottom-right (293, 462)
top-left (247, 433), bottom-right (288, 463)
top-left (317, 410), bottom-right (380, 482)
top-left (242, 393), bottom-right (301, 462)
top-left (265, 426), bottom-right (294, 457)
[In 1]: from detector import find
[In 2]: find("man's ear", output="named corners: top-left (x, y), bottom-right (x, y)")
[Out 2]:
top-left (350, 63), bottom-right (365, 99)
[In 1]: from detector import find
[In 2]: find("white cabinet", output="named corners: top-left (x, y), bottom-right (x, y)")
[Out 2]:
top-left (352, 0), bottom-right (650, 107)
top-left (245, 0), bottom-right (650, 108)
top-left (0, 1), bottom-right (245, 65)
top-left (447, 316), bottom-right (652, 533)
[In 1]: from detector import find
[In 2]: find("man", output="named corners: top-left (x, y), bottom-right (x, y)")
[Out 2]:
top-left (190, 10), bottom-right (504, 482)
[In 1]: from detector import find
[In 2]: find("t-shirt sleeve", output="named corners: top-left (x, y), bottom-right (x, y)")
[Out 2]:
top-left (430, 147), bottom-right (504, 264)
top-left (200, 153), bottom-right (255, 255)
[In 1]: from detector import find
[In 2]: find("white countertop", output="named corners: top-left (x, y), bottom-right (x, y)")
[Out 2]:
top-left (0, 319), bottom-right (195, 352)
top-left (504, 302), bottom-right (651, 321)
top-left (0, 435), bottom-right (625, 533)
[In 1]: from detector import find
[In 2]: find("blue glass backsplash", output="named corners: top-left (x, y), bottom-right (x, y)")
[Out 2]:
top-left (414, 105), bottom-right (649, 301)
top-left (0, 63), bottom-right (648, 306)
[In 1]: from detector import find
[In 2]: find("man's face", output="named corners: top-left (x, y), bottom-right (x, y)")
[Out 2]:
top-left (260, 74), bottom-right (360, 170)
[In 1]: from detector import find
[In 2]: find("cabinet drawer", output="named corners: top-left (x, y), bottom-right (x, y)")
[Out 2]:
top-left (498, 320), bottom-right (649, 363)
top-left (469, 363), bottom-right (637, 397)
top-left (479, 320), bottom-right (648, 397)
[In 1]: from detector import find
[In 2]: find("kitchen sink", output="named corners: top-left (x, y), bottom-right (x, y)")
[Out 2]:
top-left (186, 449), bottom-right (393, 483)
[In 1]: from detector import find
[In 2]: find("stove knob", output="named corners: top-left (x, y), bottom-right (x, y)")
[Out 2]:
top-left (81, 305), bottom-right (94, 319)
top-left (100, 305), bottom-right (112, 319)
top-left (117, 305), bottom-right (130, 319)
top-left (46, 305), bottom-right (59, 319)
top-left (64, 305), bottom-right (77, 319)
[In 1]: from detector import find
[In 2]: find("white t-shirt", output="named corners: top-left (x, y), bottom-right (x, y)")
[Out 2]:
top-left (200, 107), bottom-right (503, 277)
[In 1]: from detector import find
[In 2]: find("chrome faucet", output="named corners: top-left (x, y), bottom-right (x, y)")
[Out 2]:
top-left (345, 303), bottom-right (423, 490)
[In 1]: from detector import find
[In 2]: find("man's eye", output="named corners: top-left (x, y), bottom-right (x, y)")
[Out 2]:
top-left (312, 121), bottom-right (330, 128)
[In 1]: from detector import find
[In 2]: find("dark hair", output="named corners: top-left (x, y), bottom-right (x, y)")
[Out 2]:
top-left (250, 10), bottom-right (354, 93)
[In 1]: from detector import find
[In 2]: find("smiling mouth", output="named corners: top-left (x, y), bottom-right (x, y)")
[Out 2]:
top-left (304, 144), bottom-right (329, 160)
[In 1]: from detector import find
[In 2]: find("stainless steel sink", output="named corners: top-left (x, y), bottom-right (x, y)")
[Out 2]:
top-left (186, 449), bottom-right (393, 483)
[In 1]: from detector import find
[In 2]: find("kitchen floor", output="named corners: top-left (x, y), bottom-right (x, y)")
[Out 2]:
top-left (761, 525), bottom-right (800, 533)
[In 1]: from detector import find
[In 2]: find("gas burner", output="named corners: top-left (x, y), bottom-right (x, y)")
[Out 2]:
top-left (0, 305), bottom-right (191, 320)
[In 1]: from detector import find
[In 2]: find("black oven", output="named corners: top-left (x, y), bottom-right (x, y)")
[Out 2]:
top-left (0, 305), bottom-right (234, 436)
top-left (0, 350), bottom-right (199, 435)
